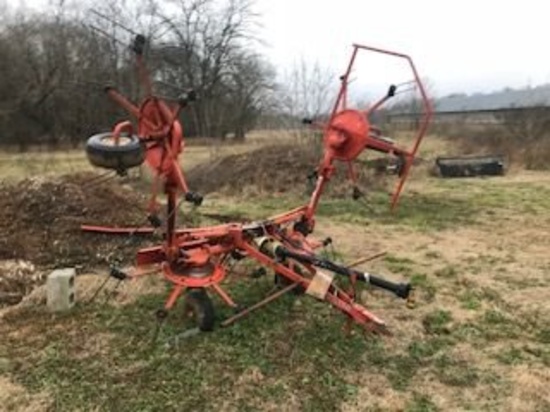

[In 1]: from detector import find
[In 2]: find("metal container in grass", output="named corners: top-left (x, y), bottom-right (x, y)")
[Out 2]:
top-left (435, 154), bottom-right (506, 177)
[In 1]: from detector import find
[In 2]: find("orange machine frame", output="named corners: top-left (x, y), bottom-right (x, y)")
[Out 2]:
top-left (83, 38), bottom-right (433, 335)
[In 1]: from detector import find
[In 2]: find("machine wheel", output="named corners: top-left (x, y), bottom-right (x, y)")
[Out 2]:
top-left (86, 132), bottom-right (144, 171)
top-left (184, 288), bottom-right (215, 332)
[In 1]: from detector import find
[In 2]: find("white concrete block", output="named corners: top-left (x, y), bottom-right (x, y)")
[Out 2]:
top-left (47, 268), bottom-right (76, 312)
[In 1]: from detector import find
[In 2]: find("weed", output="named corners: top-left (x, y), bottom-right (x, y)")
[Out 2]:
top-left (434, 354), bottom-right (479, 387)
top-left (479, 287), bottom-right (502, 303)
top-left (495, 347), bottom-right (524, 365)
top-left (459, 290), bottom-right (482, 310)
top-left (410, 273), bottom-right (437, 302)
top-left (386, 354), bottom-right (419, 390)
top-left (523, 346), bottom-right (550, 367)
top-left (480, 309), bottom-right (520, 340)
top-left (434, 265), bottom-right (458, 278)
top-left (408, 337), bottom-right (455, 360)
top-left (384, 255), bottom-right (415, 276)
top-left (422, 310), bottom-right (453, 335)
top-left (537, 327), bottom-right (550, 344)
top-left (424, 250), bottom-right (442, 259)
top-left (406, 393), bottom-right (439, 412)
top-left (483, 309), bottom-right (509, 324)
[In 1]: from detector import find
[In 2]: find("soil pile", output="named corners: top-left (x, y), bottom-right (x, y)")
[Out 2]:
top-left (0, 260), bottom-right (43, 307)
top-left (187, 143), bottom-right (394, 196)
top-left (0, 172), bottom-right (156, 271)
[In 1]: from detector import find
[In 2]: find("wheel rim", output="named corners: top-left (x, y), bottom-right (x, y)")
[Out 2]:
top-left (99, 135), bottom-right (133, 147)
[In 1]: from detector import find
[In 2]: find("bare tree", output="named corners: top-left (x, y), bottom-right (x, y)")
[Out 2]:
top-left (0, 0), bottom-right (273, 148)
top-left (151, 0), bottom-right (269, 138)
top-left (222, 51), bottom-right (275, 139)
top-left (276, 57), bottom-right (336, 121)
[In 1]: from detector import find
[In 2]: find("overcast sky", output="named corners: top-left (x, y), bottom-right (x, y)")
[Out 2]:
top-left (255, 0), bottom-right (549, 97)
top-left (15, 0), bottom-right (549, 97)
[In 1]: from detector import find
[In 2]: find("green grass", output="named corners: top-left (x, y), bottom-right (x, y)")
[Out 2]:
top-left (0, 150), bottom-right (93, 181)
top-left (4, 273), bottom-right (539, 410)
top-left (3, 145), bottom-right (550, 410)
top-left (2, 276), bottom-right (377, 411)
top-left (433, 178), bottom-right (550, 214)
top-left (197, 188), bottom-right (480, 231)
top-left (0, 141), bottom-right (262, 182)
top-left (202, 177), bottom-right (550, 233)
top-left (384, 254), bottom-right (416, 276)
top-left (537, 326), bottom-right (550, 344)
top-left (408, 336), bottom-right (454, 360)
top-left (406, 393), bottom-right (439, 412)
top-left (424, 250), bottom-right (442, 259)
top-left (182, 169), bottom-right (550, 236)
top-left (495, 347), bottom-right (525, 365)
top-left (459, 290), bottom-right (482, 310)
top-left (410, 273), bottom-right (437, 302)
top-left (422, 310), bottom-right (453, 335)
top-left (434, 265), bottom-right (458, 278)
top-left (433, 354), bottom-right (479, 387)
top-left (315, 191), bottom-right (478, 230)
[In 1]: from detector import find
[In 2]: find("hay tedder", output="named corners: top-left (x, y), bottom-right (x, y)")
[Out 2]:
top-left (82, 35), bottom-right (432, 335)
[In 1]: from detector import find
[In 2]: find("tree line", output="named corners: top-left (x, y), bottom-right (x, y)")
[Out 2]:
top-left (0, 0), bottom-right (334, 150)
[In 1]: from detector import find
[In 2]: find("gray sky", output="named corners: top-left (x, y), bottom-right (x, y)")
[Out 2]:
top-left (256, 0), bottom-right (549, 97)
top-left (16, 0), bottom-right (549, 97)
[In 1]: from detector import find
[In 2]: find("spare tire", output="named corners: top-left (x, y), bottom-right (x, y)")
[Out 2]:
top-left (86, 132), bottom-right (145, 171)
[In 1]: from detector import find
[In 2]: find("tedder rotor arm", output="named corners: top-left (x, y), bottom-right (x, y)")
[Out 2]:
top-left (352, 44), bottom-right (433, 209)
top-left (365, 84), bottom-right (397, 117)
top-left (302, 43), bottom-right (433, 221)
top-left (131, 34), bottom-right (153, 98)
top-left (102, 35), bottom-right (152, 121)
top-left (83, 37), bottom-right (431, 338)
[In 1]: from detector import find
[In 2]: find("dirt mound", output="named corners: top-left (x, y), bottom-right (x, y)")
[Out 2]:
top-left (0, 172), bottom-right (157, 271)
top-left (187, 143), bottom-right (393, 196)
top-left (0, 260), bottom-right (44, 307)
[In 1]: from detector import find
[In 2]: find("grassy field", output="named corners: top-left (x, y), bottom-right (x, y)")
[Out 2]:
top-left (1, 135), bottom-right (550, 411)
top-left (0, 130), bottom-right (299, 182)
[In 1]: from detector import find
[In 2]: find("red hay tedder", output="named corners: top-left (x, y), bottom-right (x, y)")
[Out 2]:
top-left (82, 34), bottom-right (433, 335)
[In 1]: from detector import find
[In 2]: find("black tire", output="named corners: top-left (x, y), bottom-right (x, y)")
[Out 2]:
top-left (86, 132), bottom-right (145, 171)
top-left (184, 288), bottom-right (215, 331)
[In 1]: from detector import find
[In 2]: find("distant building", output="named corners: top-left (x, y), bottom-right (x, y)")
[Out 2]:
top-left (386, 84), bottom-right (550, 127)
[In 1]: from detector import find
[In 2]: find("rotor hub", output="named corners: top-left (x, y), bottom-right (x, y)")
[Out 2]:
top-left (325, 109), bottom-right (370, 162)
top-left (170, 261), bottom-right (216, 278)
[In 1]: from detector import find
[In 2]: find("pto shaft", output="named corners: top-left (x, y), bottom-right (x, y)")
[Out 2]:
top-left (273, 245), bottom-right (411, 300)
